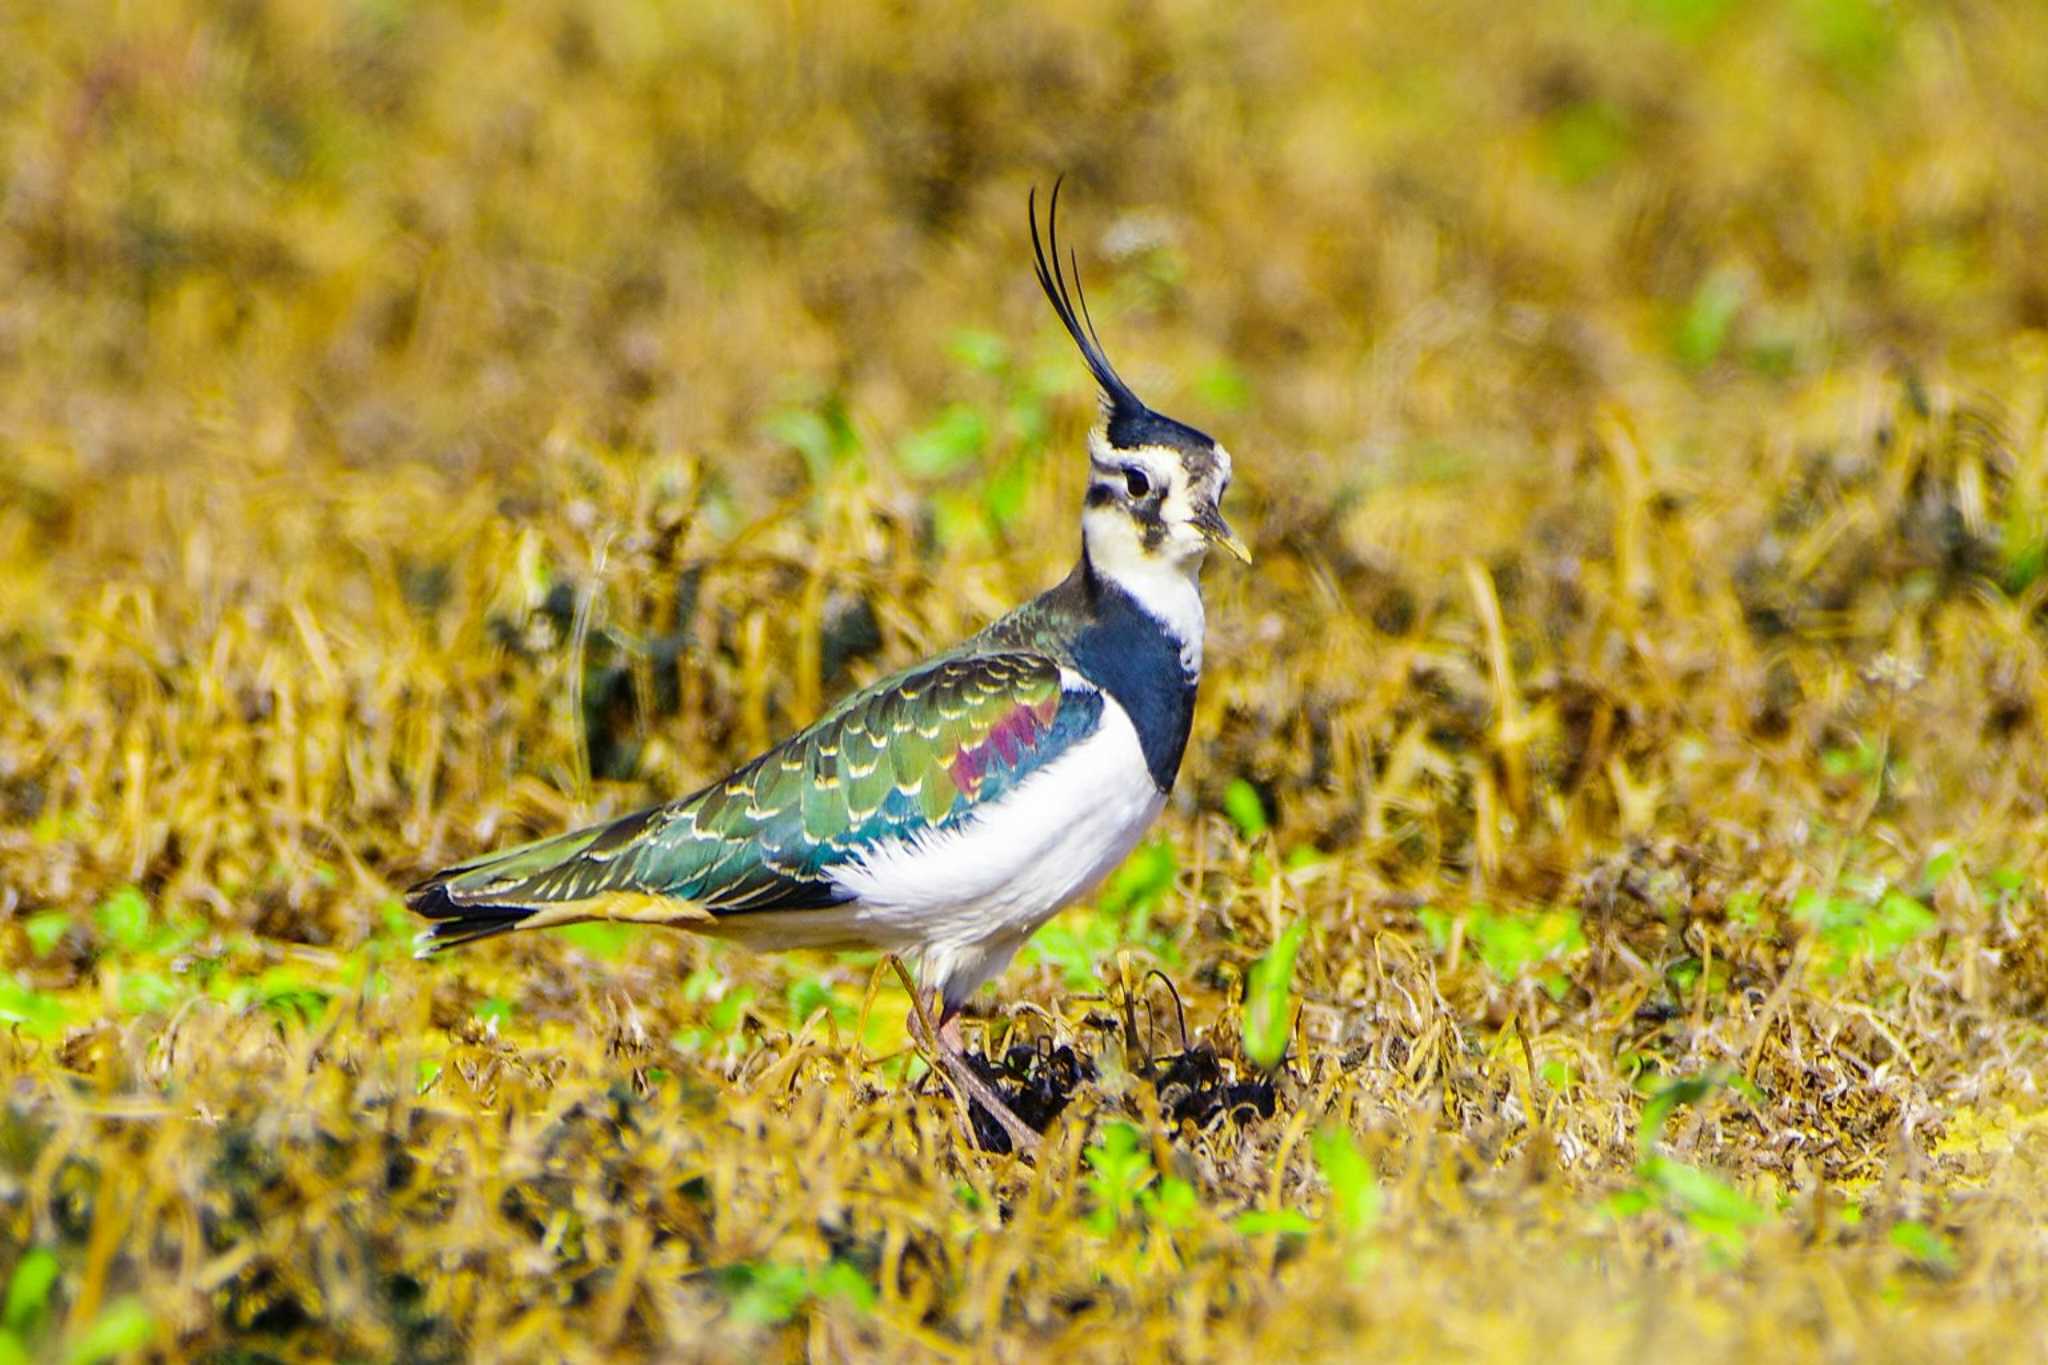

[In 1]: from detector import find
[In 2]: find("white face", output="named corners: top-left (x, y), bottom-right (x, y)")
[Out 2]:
top-left (1081, 428), bottom-right (1236, 579)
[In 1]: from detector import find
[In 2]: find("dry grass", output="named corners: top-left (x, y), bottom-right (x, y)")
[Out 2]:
top-left (6, 0), bottom-right (2048, 1359)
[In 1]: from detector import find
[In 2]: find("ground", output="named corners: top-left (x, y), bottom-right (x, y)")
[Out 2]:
top-left (4, 0), bottom-right (2048, 1360)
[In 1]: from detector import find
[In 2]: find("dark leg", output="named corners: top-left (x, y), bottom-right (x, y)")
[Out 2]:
top-left (887, 958), bottom-right (1041, 1155)
top-left (931, 999), bottom-right (1043, 1156)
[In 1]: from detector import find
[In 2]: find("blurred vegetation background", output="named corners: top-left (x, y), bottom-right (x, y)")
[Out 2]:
top-left (4, 0), bottom-right (2048, 1359)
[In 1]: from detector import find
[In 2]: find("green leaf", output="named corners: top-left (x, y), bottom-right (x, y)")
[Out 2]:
top-left (1098, 839), bottom-right (1178, 919)
top-left (94, 887), bottom-right (152, 955)
top-left (979, 456), bottom-right (1037, 530)
top-left (1650, 1158), bottom-right (1763, 1222)
top-left (811, 1260), bottom-right (876, 1312)
top-left (1601, 1187), bottom-right (1656, 1218)
top-left (24, 913), bottom-right (71, 958)
top-left (1223, 779), bottom-right (1269, 840)
top-left (1311, 1126), bottom-right (1380, 1236)
top-left (786, 976), bottom-right (850, 1028)
top-left (1793, 883), bottom-right (1935, 974)
top-left (1140, 1176), bottom-right (1198, 1231)
top-left (708, 986), bottom-right (754, 1036)
top-left (1544, 100), bottom-right (1631, 186)
top-left (1919, 846), bottom-right (1961, 890)
top-left (1642, 1155), bottom-right (1766, 1245)
top-left (1798, 0), bottom-right (1896, 77)
top-left (65, 1296), bottom-right (155, 1365)
top-left (1673, 268), bottom-right (1745, 371)
top-left (724, 1261), bottom-right (811, 1325)
top-left (898, 405), bottom-right (987, 478)
top-left (116, 970), bottom-right (185, 1016)
top-left (1819, 739), bottom-right (1882, 779)
top-left (1014, 893), bottom-right (1185, 995)
top-left (1638, 1074), bottom-right (1724, 1155)
top-left (558, 922), bottom-right (634, 959)
top-left (256, 969), bottom-right (331, 1025)
top-left (1195, 362), bottom-right (1250, 411)
top-left (1235, 1208), bottom-right (1314, 1238)
top-left (0, 978), bottom-right (72, 1039)
top-left (1890, 1220), bottom-right (1957, 1273)
top-left (1242, 920), bottom-right (1308, 1071)
top-left (947, 328), bottom-right (1008, 375)
top-left (1463, 905), bottom-right (1586, 984)
top-left (928, 488), bottom-right (988, 551)
top-left (1870, 892), bottom-right (1935, 955)
top-left (763, 406), bottom-right (858, 484)
top-left (1006, 394), bottom-right (1049, 450)
top-left (1631, 0), bottom-right (1738, 41)
top-left (378, 899), bottom-right (414, 940)
top-left (3, 1249), bottom-right (58, 1332)
top-left (791, 408), bottom-right (849, 469)
top-left (1084, 1122), bottom-right (1155, 1235)
top-left (721, 1257), bottom-right (873, 1324)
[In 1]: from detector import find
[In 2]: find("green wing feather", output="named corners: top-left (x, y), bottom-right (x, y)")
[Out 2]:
top-left (410, 651), bottom-right (1102, 950)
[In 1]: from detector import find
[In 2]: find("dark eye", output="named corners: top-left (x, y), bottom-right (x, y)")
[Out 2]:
top-left (1124, 467), bottom-right (1152, 499)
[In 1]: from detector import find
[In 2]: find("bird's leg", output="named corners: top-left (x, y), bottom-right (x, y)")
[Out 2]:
top-left (930, 999), bottom-right (1044, 1156)
top-left (886, 956), bottom-right (1041, 1156)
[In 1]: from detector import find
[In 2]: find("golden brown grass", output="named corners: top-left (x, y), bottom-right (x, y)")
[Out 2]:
top-left (6, 0), bottom-right (2048, 1359)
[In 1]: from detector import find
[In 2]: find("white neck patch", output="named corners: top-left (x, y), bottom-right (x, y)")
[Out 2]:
top-left (1082, 504), bottom-right (1206, 675)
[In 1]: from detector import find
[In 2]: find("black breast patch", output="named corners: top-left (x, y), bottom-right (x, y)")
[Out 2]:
top-left (1068, 581), bottom-right (1197, 792)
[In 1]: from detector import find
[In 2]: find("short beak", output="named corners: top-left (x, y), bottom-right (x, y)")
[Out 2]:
top-left (1195, 505), bottom-right (1252, 564)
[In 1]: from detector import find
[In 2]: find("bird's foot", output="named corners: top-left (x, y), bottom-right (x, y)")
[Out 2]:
top-left (887, 956), bottom-right (1042, 1157)
top-left (933, 1039), bottom-right (1042, 1156)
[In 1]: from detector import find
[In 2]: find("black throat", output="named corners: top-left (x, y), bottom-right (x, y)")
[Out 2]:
top-left (1066, 556), bottom-right (1199, 792)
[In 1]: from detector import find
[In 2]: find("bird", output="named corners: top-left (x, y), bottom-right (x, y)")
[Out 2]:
top-left (407, 181), bottom-right (1248, 1153)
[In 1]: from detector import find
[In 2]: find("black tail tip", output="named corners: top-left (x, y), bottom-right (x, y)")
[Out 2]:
top-left (405, 878), bottom-right (531, 956)
top-left (405, 878), bottom-right (462, 920)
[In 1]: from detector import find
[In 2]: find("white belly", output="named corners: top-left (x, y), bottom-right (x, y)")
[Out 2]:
top-left (708, 695), bottom-right (1166, 1005)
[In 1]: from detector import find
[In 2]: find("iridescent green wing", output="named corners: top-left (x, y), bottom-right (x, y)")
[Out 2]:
top-left (784, 652), bottom-right (1104, 872)
top-left (413, 652), bottom-right (1103, 922)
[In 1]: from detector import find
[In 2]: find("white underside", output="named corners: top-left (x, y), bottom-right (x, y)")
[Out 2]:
top-left (707, 688), bottom-right (1166, 1006)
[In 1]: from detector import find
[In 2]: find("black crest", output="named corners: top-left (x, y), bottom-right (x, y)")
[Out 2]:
top-left (1029, 179), bottom-right (1214, 454)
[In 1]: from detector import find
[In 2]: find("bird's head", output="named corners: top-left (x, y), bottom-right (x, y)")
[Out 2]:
top-left (1030, 183), bottom-right (1250, 583)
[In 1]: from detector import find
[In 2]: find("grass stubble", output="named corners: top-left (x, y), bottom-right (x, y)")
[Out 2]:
top-left (4, 0), bottom-right (2048, 1359)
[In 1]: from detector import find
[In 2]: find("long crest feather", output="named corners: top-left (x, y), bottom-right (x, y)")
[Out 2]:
top-left (1030, 178), bottom-right (1145, 423)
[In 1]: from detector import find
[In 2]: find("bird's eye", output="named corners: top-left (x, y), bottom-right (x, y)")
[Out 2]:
top-left (1124, 467), bottom-right (1152, 499)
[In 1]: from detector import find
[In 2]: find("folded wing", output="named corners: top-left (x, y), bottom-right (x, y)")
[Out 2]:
top-left (409, 651), bottom-right (1103, 951)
